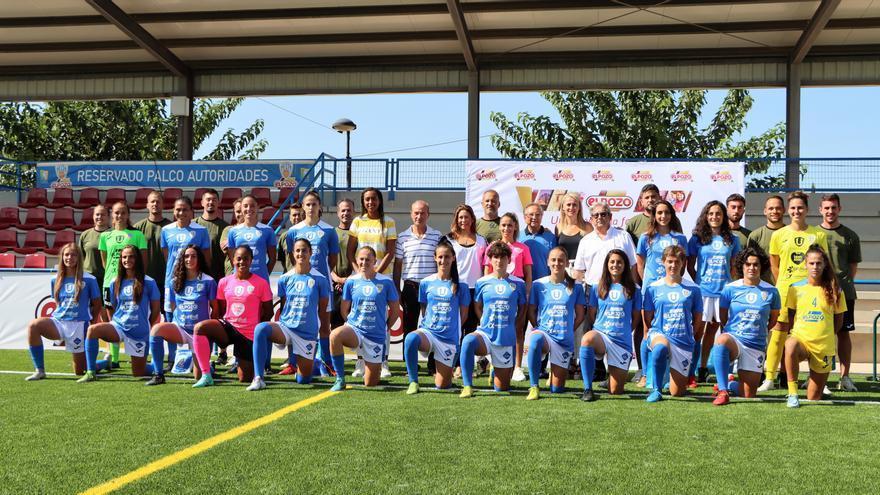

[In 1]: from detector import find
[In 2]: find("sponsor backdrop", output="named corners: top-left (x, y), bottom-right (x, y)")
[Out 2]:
top-left (465, 161), bottom-right (745, 234)
top-left (36, 160), bottom-right (313, 189)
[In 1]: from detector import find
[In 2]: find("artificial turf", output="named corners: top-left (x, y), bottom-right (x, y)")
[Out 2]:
top-left (3, 349), bottom-right (880, 494)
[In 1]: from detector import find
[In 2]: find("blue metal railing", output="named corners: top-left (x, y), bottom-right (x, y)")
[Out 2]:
top-left (267, 153), bottom-right (328, 234)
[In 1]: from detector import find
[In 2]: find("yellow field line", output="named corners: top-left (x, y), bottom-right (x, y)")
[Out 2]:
top-left (79, 389), bottom-right (340, 495)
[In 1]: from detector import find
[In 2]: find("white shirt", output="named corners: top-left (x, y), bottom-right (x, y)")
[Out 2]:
top-left (447, 234), bottom-right (488, 288)
top-left (573, 226), bottom-right (637, 286)
top-left (395, 225), bottom-right (442, 282)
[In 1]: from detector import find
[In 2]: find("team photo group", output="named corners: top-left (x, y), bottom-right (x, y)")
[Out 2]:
top-left (22, 182), bottom-right (861, 409)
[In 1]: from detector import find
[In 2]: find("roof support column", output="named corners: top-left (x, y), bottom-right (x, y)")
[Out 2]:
top-left (175, 77), bottom-right (194, 160)
top-left (785, 62), bottom-right (800, 190)
top-left (468, 70), bottom-right (480, 159)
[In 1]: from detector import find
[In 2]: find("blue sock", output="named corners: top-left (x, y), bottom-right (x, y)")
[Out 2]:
top-left (640, 337), bottom-right (651, 382)
top-left (550, 384), bottom-right (565, 393)
top-left (580, 346), bottom-right (595, 391)
top-left (526, 332), bottom-right (544, 388)
top-left (460, 334), bottom-right (478, 388)
top-left (264, 342), bottom-right (273, 371)
top-left (404, 332), bottom-right (421, 383)
top-left (96, 359), bottom-right (110, 372)
top-left (712, 344), bottom-right (731, 392)
top-left (253, 322), bottom-right (272, 378)
top-left (319, 337), bottom-right (331, 369)
top-left (688, 342), bottom-right (700, 378)
top-left (85, 338), bottom-right (100, 372)
top-left (29, 345), bottom-right (45, 370)
top-left (331, 353), bottom-right (346, 382)
top-left (166, 342), bottom-right (177, 367)
top-left (296, 372), bottom-right (313, 384)
top-left (650, 343), bottom-right (669, 393)
top-left (149, 336), bottom-right (165, 376)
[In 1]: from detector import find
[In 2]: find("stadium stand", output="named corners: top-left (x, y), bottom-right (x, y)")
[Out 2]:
top-left (0, 207), bottom-right (18, 229)
top-left (131, 188), bottom-right (154, 209)
top-left (219, 187), bottom-right (242, 209)
top-left (0, 230), bottom-right (17, 252)
top-left (15, 207), bottom-right (48, 230)
top-left (46, 208), bottom-right (75, 231)
top-left (22, 253), bottom-right (46, 269)
top-left (14, 230), bottom-right (47, 255)
top-left (46, 188), bottom-right (74, 209)
top-left (103, 188), bottom-right (126, 207)
top-left (274, 187), bottom-right (296, 207)
top-left (0, 252), bottom-right (13, 268)
top-left (72, 188), bottom-right (101, 209)
top-left (260, 207), bottom-right (278, 225)
top-left (19, 188), bottom-right (48, 208)
top-left (162, 188), bottom-right (183, 209)
top-left (73, 207), bottom-right (94, 232)
top-left (46, 230), bottom-right (75, 256)
top-left (251, 187), bottom-right (272, 208)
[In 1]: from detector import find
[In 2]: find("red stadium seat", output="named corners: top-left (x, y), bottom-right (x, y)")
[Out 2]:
top-left (0, 252), bottom-right (14, 268)
top-left (46, 230), bottom-right (76, 256)
top-left (15, 207), bottom-right (49, 230)
top-left (46, 208), bottom-right (76, 231)
top-left (162, 188), bottom-right (183, 209)
top-left (19, 188), bottom-right (49, 208)
top-left (220, 188), bottom-right (243, 209)
top-left (104, 188), bottom-right (127, 207)
top-left (73, 207), bottom-right (95, 232)
top-left (47, 188), bottom-right (74, 209)
top-left (193, 188), bottom-right (209, 202)
top-left (14, 230), bottom-right (47, 255)
top-left (274, 187), bottom-right (297, 207)
top-left (0, 231), bottom-right (18, 252)
top-left (72, 188), bottom-right (101, 209)
top-left (131, 188), bottom-right (155, 209)
top-left (251, 187), bottom-right (272, 208)
top-left (261, 207), bottom-right (278, 225)
top-left (0, 207), bottom-right (19, 229)
top-left (23, 253), bottom-right (47, 269)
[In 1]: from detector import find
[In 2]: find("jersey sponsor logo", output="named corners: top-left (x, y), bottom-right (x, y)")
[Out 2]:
top-left (631, 170), bottom-right (653, 182)
top-left (791, 252), bottom-right (805, 265)
top-left (553, 169), bottom-right (575, 181)
top-left (591, 169), bottom-right (614, 181)
top-left (746, 292), bottom-right (758, 304)
top-left (514, 169), bottom-right (536, 181)
top-left (234, 286), bottom-right (244, 296)
top-left (230, 302), bottom-right (246, 316)
top-left (178, 301), bottom-right (196, 312)
top-left (803, 310), bottom-right (825, 323)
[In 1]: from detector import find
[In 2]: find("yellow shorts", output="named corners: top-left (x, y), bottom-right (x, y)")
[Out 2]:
top-left (793, 335), bottom-right (835, 374)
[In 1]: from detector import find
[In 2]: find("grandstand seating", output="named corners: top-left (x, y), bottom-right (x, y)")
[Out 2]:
top-left (0, 252), bottom-right (13, 268)
top-left (261, 207), bottom-right (278, 225)
top-left (73, 207), bottom-right (94, 232)
top-left (22, 253), bottom-right (46, 269)
top-left (220, 187), bottom-right (242, 209)
top-left (46, 188), bottom-right (74, 209)
top-left (131, 188), bottom-right (154, 209)
top-left (0, 230), bottom-right (17, 252)
top-left (14, 230), bottom-right (47, 255)
top-left (104, 188), bottom-right (126, 207)
top-left (194, 188), bottom-right (208, 202)
top-left (72, 187), bottom-right (101, 209)
top-left (46, 230), bottom-right (75, 256)
top-left (15, 207), bottom-right (49, 230)
top-left (162, 188), bottom-right (183, 209)
top-left (251, 187), bottom-right (272, 208)
top-left (275, 187), bottom-right (296, 207)
top-left (19, 188), bottom-right (48, 208)
top-left (0, 207), bottom-right (18, 229)
top-left (46, 208), bottom-right (75, 231)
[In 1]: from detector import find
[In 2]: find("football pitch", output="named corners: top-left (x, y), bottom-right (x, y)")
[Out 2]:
top-left (3, 349), bottom-right (880, 495)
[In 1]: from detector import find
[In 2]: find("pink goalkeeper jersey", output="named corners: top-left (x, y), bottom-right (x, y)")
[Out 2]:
top-left (217, 274), bottom-right (273, 340)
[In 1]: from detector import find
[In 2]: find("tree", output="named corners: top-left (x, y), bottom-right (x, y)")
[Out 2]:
top-left (490, 90), bottom-right (788, 188)
top-left (0, 98), bottom-right (267, 187)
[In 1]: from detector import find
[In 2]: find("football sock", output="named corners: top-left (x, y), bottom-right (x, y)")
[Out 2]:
top-left (110, 342), bottom-right (120, 363)
top-left (319, 337), bottom-right (332, 370)
top-left (296, 372), bottom-right (312, 384)
top-left (404, 332), bottom-right (421, 383)
top-left (712, 344), bottom-right (731, 392)
top-left (85, 338), bottom-right (100, 372)
top-left (166, 342), bottom-right (177, 367)
top-left (460, 334), bottom-right (478, 388)
top-left (253, 322), bottom-right (272, 379)
top-left (192, 334), bottom-right (213, 377)
top-left (526, 332), bottom-right (544, 388)
top-left (331, 353), bottom-right (346, 382)
top-left (29, 345), bottom-right (44, 371)
top-left (149, 336), bottom-right (165, 376)
top-left (787, 380), bottom-right (799, 395)
top-left (650, 343), bottom-right (669, 393)
top-left (550, 384), bottom-right (565, 394)
top-left (580, 346), bottom-right (595, 391)
top-left (765, 330), bottom-right (786, 381)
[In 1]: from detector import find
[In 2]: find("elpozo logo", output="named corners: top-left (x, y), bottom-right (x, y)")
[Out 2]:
top-left (514, 169), bottom-right (535, 181)
top-left (631, 170), bottom-right (653, 182)
top-left (553, 169), bottom-right (575, 181)
top-left (475, 169), bottom-right (497, 181)
top-left (591, 169), bottom-right (614, 181)
top-left (711, 170), bottom-right (734, 182)
top-left (670, 170), bottom-right (693, 182)
top-left (585, 192), bottom-right (634, 211)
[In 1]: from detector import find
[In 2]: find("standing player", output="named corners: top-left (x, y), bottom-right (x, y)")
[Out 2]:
top-left (711, 248), bottom-right (780, 405)
top-left (687, 200), bottom-right (740, 385)
top-left (625, 183), bottom-right (660, 245)
top-left (747, 195), bottom-right (785, 284)
top-left (404, 242), bottom-right (470, 394)
top-left (726, 193), bottom-right (751, 249)
top-left (249, 238), bottom-right (331, 390)
top-left (192, 246), bottom-right (274, 386)
top-left (525, 247), bottom-right (586, 400)
top-left (329, 247), bottom-right (400, 390)
top-left (146, 246), bottom-right (218, 385)
top-left (579, 249), bottom-right (642, 401)
top-left (227, 195), bottom-right (277, 282)
top-left (642, 245), bottom-right (703, 402)
top-left (459, 242), bottom-right (527, 398)
top-left (194, 188), bottom-right (229, 281)
top-left (818, 194), bottom-right (861, 391)
top-left (783, 246), bottom-right (846, 407)
top-left (79, 246), bottom-right (161, 382)
top-left (759, 191), bottom-right (829, 391)
top-left (25, 243), bottom-right (102, 380)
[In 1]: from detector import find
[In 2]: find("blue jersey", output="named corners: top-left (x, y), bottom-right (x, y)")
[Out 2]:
top-left (168, 273), bottom-right (217, 334)
top-left (643, 279), bottom-right (703, 349)
top-left (108, 276), bottom-right (161, 340)
top-left (637, 232), bottom-right (689, 291)
top-left (529, 277), bottom-right (586, 349)
top-left (285, 221), bottom-right (340, 280)
top-left (277, 269), bottom-right (331, 341)
top-left (160, 223), bottom-right (211, 282)
top-left (343, 273), bottom-right (399, 343)
top-left (418, 275), bottom-right (470, 344)
top-left (228, 223), bottom-right (277, 281)
top-left (720, 279), bottom-right (780, 350)
top-left (51, 274), bottom-right (101, 322)
top-left (688, 234), bottom-right (741, 297)
top-left (474, 274), bottom-right (527, 347)
top-left (590, 282), bottom-right (642, 350)
top-left (521, 227), bottom-right (556, 280)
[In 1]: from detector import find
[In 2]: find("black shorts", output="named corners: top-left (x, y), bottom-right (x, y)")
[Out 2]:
top-left (843, 299), bottom-right (856, 332)
top-left (401, 281), bottom-right (420, 333)
top-left (331, 287), bottom-right (345, 328)
top-left (219, 319), bottom-right (254, 362)
top-left (462, 288), bottom-right (478, 335)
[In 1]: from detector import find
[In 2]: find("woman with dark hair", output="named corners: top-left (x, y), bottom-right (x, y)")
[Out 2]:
top-left (145, 245), bottom-right (218, 386)
top-left (579, 249), bottom-right (642, 401)
top-left (782, 245), bottom-right (846, 408)
top-left (687, 200), bottom-right (740, 386)
top-left (79, 245), bottom-right (161, 382)
top-left (525, 247), bottom-right (586, 400)
top-left (25, 243), bottom-right (102, 381)
top-left (404, 242), bottom-right (470, 394)
top-left (710, 247), bottom-right (780, 405)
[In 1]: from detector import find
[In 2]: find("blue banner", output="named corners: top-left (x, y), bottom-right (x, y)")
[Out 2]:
top-left (36, 161), bottom-right (314, 189)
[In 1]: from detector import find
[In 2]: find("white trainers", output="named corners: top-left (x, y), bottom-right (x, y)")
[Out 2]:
top-left (598, 379), bottom-right (609, 389)
top-left (351, 359), bottom-right (365, 378)
top-left (511, 367), bottom-right (527, 382)
top-left (839, 376), bottom-right (858, 392)
top-left (823, 385), bottom-right (833, 396)
top-left (25, 369), bottom-right (46, 381)
top-left (630, 370), bottom-right (643, 383)
top-left (246, 376), bottom-right (266, 391)
top-left (380, 362), bottom-right (392, 378)
top-left (757, 379), bottom-right (776, 392)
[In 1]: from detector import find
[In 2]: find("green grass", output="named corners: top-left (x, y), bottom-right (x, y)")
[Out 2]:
top-left (3, 349), bottom-right (880, 494)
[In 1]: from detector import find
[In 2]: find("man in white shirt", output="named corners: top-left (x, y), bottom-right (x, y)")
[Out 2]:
top-left (573, 204), bottom-right (637, 286)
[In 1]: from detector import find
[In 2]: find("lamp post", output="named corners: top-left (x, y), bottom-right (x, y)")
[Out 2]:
top-left (332, 118), bottom-right (357, 190)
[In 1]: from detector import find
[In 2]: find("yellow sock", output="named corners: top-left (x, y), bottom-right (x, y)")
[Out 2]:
top-left (787, 381), bottom-right (799, 395)
top-left (764, 330), bottom-right (786, 380)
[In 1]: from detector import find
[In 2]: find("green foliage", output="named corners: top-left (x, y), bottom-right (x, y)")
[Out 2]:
top-left (490, 90), bottom-right (788, 188)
